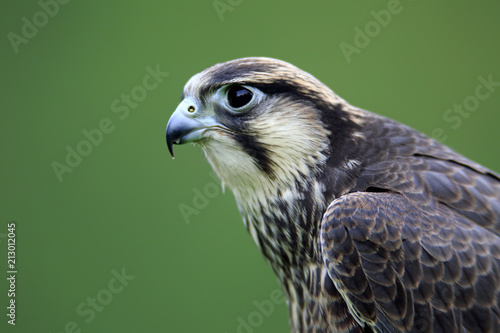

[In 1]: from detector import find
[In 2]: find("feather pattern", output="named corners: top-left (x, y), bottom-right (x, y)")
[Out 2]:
top-left (167, 57), bottom-right (500, 332)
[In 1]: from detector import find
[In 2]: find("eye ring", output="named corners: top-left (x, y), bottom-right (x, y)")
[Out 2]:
top-left (187, 105), bottom-right (195, 113)
top-left (226, 85), bottom-right (254, 109)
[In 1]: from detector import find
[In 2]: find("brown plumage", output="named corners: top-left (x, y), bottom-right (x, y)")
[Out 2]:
top-left (166, 57), bottom-right (500, 332)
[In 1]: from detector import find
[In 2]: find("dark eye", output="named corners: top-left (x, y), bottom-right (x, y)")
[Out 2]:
top-left (227, 86), bottom-right (253, 109)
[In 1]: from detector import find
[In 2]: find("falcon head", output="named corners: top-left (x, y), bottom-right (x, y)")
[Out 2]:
top-left (166, 58), bottom-right (365, 201)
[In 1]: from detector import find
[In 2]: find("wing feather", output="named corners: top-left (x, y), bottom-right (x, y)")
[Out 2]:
top-left (321, 192), bottom-right (500, 332)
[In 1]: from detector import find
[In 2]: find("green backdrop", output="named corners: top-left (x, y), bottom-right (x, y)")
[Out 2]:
top-left (1, 1), bottom-right (499, 332)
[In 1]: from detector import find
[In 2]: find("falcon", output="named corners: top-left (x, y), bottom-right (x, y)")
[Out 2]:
top-left (166, 57), bottom-right (500, 332)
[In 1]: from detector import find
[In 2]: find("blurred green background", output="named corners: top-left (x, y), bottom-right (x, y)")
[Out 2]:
top-left (1, 1), bottom-right (499, 332)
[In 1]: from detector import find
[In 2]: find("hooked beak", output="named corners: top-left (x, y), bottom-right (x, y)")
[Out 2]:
top-left (166, 100), bottom-right (226, 158)
top-left (166, 109), bottom-right (205, 158)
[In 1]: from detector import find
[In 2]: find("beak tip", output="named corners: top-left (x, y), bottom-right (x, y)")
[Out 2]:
top-left (167, 140), bottom-right (175, 158)
top-left (166, 131), bottom-right (175, 158)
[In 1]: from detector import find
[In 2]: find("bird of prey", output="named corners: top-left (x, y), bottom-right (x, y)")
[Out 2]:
top-left (166, 57), bottom-right (500, 332)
